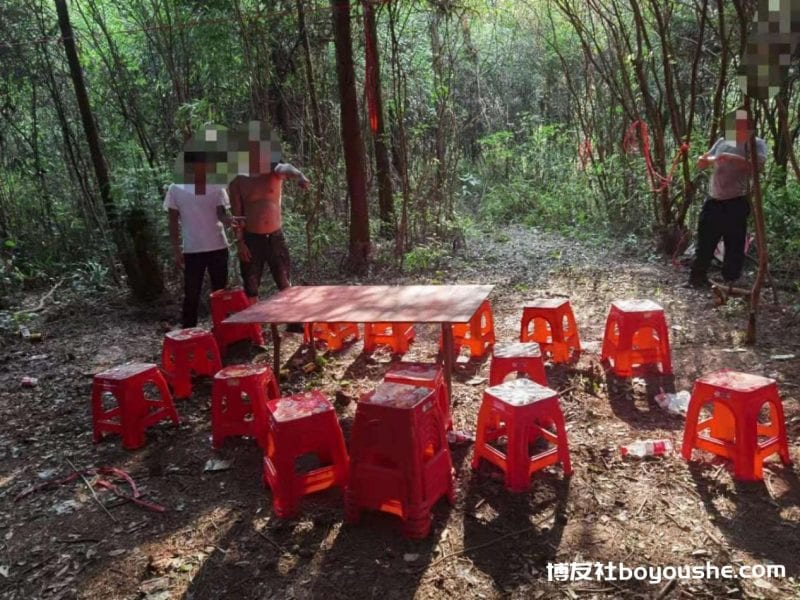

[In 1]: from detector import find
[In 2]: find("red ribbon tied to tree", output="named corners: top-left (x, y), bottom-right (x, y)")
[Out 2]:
top-left (363, 2), bottom-right (380, 134)
top-left (622, 120), bottom-right (689, 193)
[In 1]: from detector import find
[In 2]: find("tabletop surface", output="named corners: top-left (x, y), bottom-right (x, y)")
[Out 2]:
top-left (223, 285), bottom-right (494, 325)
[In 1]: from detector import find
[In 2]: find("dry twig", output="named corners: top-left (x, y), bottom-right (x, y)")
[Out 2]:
top-left (12, 278), bottom-right (64, 316)
top-left (65, 458), bottom-right (117, 523)
top-left (420, 511), bottom-right (554, 574)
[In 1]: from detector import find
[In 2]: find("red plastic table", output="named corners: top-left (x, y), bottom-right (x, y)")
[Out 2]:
top-left (223, 285), bottom-right (494, 398)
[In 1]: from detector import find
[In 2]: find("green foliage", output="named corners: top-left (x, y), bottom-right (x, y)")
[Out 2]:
top-left (764, 178), bottom-right (800, 277)
top-left (2, 0), bottom-right (800, 295)
top-left (71, 260), bottom-right (112, 292)
top-left (403, 243), bottom-right (449, 273)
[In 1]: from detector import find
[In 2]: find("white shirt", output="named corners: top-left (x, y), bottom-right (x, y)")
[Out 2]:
top-left (708, 137), bottom-right (767, 200)
top-left (163, 184), bottom-right (229, 253)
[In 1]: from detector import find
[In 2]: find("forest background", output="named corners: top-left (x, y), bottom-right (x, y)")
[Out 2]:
top-left (1, 0), bottom-right (799, 311)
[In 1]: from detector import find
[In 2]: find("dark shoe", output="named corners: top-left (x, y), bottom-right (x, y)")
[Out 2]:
top-left (285, 322), bottom-right (305, 334)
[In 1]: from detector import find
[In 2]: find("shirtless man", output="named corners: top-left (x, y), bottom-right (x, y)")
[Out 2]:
top-left (228, 126), bottom-right (310, 303)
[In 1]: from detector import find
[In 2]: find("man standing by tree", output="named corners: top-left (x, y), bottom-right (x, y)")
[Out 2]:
top-left (166, 127), bottom-right (233, 328)
top-left (687, 110), bottom-right (767, 289)
top-left (228, 122), bottom-right (310, 330)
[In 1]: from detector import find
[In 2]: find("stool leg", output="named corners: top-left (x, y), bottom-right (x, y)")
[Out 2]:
top-left (505, 418), bottom-right (530, 492)
top-left (211, 388), bottom-right (225, 450)
top-left (154, 371), bottom-right (180, 426)
top-left (438, 384), bottom-right (452, 431)
top-left (266, 374), bottom-right (280, 399)
top-left (120, 388), bottom-right (145, 450)
top-left (550, 407), bottom-right (573, 476)
top-left (91, 383), bottom-right (104, 444)
top-left (207, 342), bottom-right (222, 375)
top-left (657, 317), bottom-right (673, 375)
top-left (471, 400), bottom-right (492, 471)
top-left (734, 408), bottom-right (759, 481)
top-left (171, 350), bottom-right (193, 399)
top-left (770, 399), bottom-right (793, 466)
top-left (520, 314), bottom-right (532, 343)
top-left (681, 392), bottom-right (705, 461)
top-left (488, 361), bottom-right (506, 386)
top-left (268, 448), bottom-right (299, 519)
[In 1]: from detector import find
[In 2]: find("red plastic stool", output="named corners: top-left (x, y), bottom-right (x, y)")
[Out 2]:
top-left (304, 322), bottom-right (360, 352)
top-left (520, 298), bottom-right (581, 363)
top-left (211, 363), bottom-right (280, 449)
top-left (489, 342), bottom-right (547, 386)
top-left (681, 370), bottom-right (792, 481)
top-left (384, 362), bottom-right (451, 431)
top-left (91, 363), bottom-right (179, 450)
top-left (262, 390), bottom-right (349, 519)
top-left (600, 300), bottom-right (672, 377)
top-left (210, 288), bottom-right (265, 354)
top-left (363, 322), bottom-right (415, 354)
top-left (471, 379), bottom-right (572, 492)
top-left (440, 299), bottom-right (496, 359)
top-left (345, 383), bottom-right (455, 539)
top-left (161, 328), bottom-right (222, 399)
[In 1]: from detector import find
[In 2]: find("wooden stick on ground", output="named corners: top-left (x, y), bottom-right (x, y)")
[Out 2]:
top-left (12, 278), bottom-right (64, 317)
top-left (65, 458), bottom-right (117, 523)
top-left (419, 510), bottom-right (555, 574)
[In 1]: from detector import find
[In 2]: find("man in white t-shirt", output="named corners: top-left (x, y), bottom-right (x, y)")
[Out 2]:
top-left (687, 110), bottom-right (767, 288)
top-left (165, 144), bottom-right (234, 328)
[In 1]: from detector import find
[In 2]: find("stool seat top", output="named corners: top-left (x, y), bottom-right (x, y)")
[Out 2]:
top-left (215, 363), bottom-right (270, 380)
top-left (611, 299), bottom-right (663, 313)
top-left (95, 362), bottom-right (157, 380)
top-left (493, 342), bottom-right (542, 358)
top-left (696, 370), bottom-right (775, 392)
top-left (363, 383), bottom-right (433, 409)
top-left (486, 378), bottom-right (557, 406)
top-left (523, 298), bottom-right (570, 310)
top-left (165, 327), bottom-right (213, 341)
top-left (268, 390), bottom-right (332, 422)
top-left (385, 362), bottom-right (441, 382)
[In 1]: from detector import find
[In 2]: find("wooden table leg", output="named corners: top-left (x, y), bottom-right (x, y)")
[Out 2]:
top-left (271, 323), bottom-right (280, 382)
top-left (441, 322), bottom-right (454, 401)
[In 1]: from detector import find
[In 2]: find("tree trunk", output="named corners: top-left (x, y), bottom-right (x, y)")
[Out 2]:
top-left (331, 0), bottom-right (370, 274)
top-left (296, 0), bottom-right (325, 264)
top-left (364, 2), bottom-right (395, 239)
top-left (55, 0), bottom-right (163, 300)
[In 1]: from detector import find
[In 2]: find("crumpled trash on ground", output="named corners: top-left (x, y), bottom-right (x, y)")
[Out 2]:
top-left (654, 390), bottom-right (690, 415)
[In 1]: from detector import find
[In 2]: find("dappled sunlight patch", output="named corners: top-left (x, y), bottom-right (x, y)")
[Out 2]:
top-left (77, 506), bottom-right (239, 599)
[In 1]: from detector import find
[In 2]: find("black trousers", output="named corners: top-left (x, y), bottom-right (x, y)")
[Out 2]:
top-left (183, 248), bottom-right (229, 327)
top-left (240, 230), bottom-right (292, 298)
top-left (690, 195), bottom-right (750, 283)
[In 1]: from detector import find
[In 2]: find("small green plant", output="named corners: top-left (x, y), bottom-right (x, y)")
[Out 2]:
top-left (403, 244), bottom-right (448, 273)
top-left (71, 260), bottom-right (111, 292)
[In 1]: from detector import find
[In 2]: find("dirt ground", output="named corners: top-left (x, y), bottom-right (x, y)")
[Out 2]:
top-left (1, 225), bottom-right (799, 600)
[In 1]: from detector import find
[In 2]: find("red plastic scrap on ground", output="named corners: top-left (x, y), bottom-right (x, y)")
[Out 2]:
top-left (14, 466), bottom-right (165, 513)
top-left (622, 120), bottom-right (689, 193)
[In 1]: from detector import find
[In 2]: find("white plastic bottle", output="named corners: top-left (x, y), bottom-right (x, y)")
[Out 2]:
top-left (620, 439), bottom-right (673, 457)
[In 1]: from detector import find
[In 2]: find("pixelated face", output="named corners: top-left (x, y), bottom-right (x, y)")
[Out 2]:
top-left (174, 125), bottom-right (231, 187)
top-left (227, 121), bottom-right (283, 176)
top-left (738, 0), bottom-right (800, 98)
top-left (723, 110), bottom-right (753, 146)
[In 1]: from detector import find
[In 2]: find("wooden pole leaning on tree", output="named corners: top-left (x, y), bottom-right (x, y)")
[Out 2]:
top-left (745, 97), bottom-right (768, 344)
